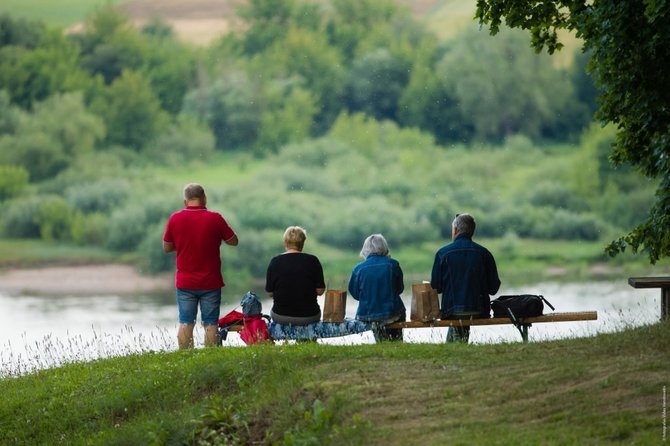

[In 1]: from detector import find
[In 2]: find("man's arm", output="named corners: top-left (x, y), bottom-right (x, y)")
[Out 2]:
top-left (487, 251), bottom-right (501, 295)
top-left (224, 234), bottom-right (239, 246)
top-left (430, 252), bottom-right (443, 293)
top-left (163, 241), bottom-right (175, 253)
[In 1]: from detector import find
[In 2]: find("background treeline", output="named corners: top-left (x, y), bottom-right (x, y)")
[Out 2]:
top-left (0, 0), bottom-right (659, 284)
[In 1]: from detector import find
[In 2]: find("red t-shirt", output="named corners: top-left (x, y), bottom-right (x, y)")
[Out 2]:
top-left (163, 205), bottom-right (236, 289)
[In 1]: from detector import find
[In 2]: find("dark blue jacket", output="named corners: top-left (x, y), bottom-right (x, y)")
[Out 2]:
top-left (430, 234), bottom-right (501, 318)
top-left (348, 255), bottom-right (406, 322)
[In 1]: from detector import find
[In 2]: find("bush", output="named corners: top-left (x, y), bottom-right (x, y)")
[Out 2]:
top-left (527, 182), bottom-right (588, 212)
top-left (144, 116), bottom-right (216, 165)
top-left (37, 196), bottom-right (79, 241)
top-left (226, 189), bottom-right (317, 231)
top-left (138, 223), bottom-right (174, 273)
top-left (1, 196), bottom-right (42, 238)
top-left (532, 209), bottom-right (606, 241)
top-left (106, 205), bottom-right (151, 251)
top-left (481, 206), bottom-right (551, 238)
top-left (65, 178), bottom-right (130, 213)
top-left (70, 212), bottom-right (108, 246)
top-left (106, 196), bottom-right (178, 252)
top-left (314, 196), bottom-right (439, 249)
top-left (227, 229), bottom-right (284, 277)
top-left (0, 164), bottom-right (29, 201)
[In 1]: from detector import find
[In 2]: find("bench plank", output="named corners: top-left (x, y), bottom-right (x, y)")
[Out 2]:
top-left (386, 311), bottom-right (598, 329)
top-left (223, 312), bottom-right (598, 340)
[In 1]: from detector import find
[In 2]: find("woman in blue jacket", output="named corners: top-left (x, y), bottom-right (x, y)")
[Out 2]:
top-left (348, 234), bottom-right (406, 342)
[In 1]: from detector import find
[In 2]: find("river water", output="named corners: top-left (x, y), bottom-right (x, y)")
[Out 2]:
top-left (0, 280), bottom-right (661, 377)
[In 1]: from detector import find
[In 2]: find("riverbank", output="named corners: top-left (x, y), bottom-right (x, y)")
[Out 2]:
top-left (1, 322), bottom-right (667, 444)
top-left (0, 265), bottom-right (172, 296)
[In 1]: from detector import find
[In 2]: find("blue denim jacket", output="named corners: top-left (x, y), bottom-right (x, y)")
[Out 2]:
top-left (348, 255), bottom-right (406, 322)
top-left (430, 234), bottom-right (501, 318)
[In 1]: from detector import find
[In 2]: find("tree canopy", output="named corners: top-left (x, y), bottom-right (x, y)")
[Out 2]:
top-left (476, 0), bottom-right (670, 263)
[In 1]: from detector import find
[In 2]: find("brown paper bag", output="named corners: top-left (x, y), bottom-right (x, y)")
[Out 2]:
top-left (322, 289), bottom-right (347, 322)
top-left (410, 283), bottom-right (440, 322)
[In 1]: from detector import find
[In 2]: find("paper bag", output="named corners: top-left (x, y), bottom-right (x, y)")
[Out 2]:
top-left (322, 289), bottom-right (347, 322)
top-left (410, 283), bottom-right (440, 322)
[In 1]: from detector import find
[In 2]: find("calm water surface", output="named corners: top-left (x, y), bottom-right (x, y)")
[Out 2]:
top-left (0, 280), bottom-right (660, 376)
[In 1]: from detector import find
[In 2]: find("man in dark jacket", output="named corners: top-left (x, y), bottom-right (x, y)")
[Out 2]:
top-left (430, 213), bottom-right (501, 342)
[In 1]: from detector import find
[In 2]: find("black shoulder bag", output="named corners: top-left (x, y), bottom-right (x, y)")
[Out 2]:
top-left (490, 294), bottom-right (555, 335)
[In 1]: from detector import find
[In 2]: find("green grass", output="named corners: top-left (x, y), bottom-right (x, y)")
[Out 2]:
top-left (1, 322), bottom-right (667, 445)
top-left (0, 0), bottom-right (124, 27)
top-left (146, 151), bottom-right (265, 193)
top-left (0, 239), bottom-right (121, 268)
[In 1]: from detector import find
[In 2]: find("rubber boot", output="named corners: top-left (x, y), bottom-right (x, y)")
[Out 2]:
top-left (177, 323), bottom-right (195, 349)
top-left (204, 324), bottom-right (220, 347)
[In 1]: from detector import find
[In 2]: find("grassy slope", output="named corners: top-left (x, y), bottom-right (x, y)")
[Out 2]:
top-left (1, 322), bottom-right (667, 445)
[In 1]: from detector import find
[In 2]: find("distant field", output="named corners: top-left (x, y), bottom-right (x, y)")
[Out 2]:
top-left (0, 0), bottom-right (124, 27)
top-left (0, 0), bottom-right (581, 56)
top-left (0, 0), bottom-right (485, 46)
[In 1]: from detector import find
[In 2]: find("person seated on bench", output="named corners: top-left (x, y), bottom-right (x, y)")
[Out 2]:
top-left (265, 226), bottom-right (325, 326)
top-left (430, 213), bottom-right (501, 343)
top-left (348, 234), bottom-right (406, 342)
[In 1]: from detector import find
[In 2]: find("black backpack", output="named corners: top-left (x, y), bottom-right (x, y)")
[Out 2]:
top-left (491, 294), bottom-right (555, 326)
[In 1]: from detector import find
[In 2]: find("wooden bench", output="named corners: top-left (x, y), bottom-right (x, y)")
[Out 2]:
top-left (386, 311), bottom-right (598, 343)
top-left (628, 276), bottom-right (670, 321)
top-left (225, 311), bottom-right (598, 343)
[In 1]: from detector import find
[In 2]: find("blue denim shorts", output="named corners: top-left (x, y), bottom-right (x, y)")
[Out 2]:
top-left (176, 288), bottom-right (221, 325)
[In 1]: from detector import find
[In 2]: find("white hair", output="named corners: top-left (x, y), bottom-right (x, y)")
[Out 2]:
top-left (360, 234), bottom-right (390, 258)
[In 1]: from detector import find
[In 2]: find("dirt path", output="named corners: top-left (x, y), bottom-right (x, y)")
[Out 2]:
top-left (0, 265), bottom-right (173, 296)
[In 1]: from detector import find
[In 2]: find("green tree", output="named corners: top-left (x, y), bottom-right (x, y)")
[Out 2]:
top-left (436, 26), bottom-right (588, 142)
top-left (141, 36), bottom-right (195, 115)
top-left (29, 92), bottom-right (105, 157)
top-left (73, 5), bottom-right (147, 85)
top-left (257, 84), bottom-right (317, 154)
top-left (258, 27), bottom-right (346, 133)
top-left (0, 13), bottom-right (43, 48)
top-left (347, 48), bottom-right (410, 121)
top-left (90, 70), bottom-right (168, 150)
top-left (0, 92), bottom-right (104, 180)
top-left (181, 70), bottom-right (261, 150)
top-left (476, 0), bottom-right (670, 262)
top-left (236, 0), bottom-right (302, 55)
top-left (0, 90), bottom-right (20, 134)
top-left (0, 27), bottom-right (90, 109)
top-left (325, 0), bottom-right (401, 60)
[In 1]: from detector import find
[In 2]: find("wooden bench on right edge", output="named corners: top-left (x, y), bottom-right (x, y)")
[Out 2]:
top-left (386, 311), bottom-right (599, 343)
top-left (628, 276), bottom-right (670, 321)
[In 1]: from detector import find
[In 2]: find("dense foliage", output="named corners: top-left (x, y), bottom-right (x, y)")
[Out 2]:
top-left (476, 0), bottom-right (670, 262)
top-left (0, 1), bottom-right (660, 279)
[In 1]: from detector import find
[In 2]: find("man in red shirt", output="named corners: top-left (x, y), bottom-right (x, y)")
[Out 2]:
top-left (163, 183), bottom-right (239, 349)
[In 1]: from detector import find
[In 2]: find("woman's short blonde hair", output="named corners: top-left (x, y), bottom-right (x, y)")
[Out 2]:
top-left (283, 226), bottom-right (307, 251)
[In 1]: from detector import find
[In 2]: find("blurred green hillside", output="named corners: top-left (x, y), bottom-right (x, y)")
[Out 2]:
top-left (0, 0), bottom-right (667, 292)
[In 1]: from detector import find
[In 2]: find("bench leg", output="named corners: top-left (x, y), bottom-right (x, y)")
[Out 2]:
top-left (662, 288), bottom-right (670, 321)
top-left (521, 325), bottom-right (529, 343)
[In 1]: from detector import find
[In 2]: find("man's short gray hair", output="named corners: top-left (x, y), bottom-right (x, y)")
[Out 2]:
top-left (360, 234), bottom-right (390, 258)
top-left (453, 213), bottom-right (476, 236)
top-left (183, 183), bottom-right (205, 201)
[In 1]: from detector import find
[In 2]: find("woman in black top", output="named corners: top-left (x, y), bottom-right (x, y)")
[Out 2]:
top-left (265, 226), bottom-right (325, 325)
